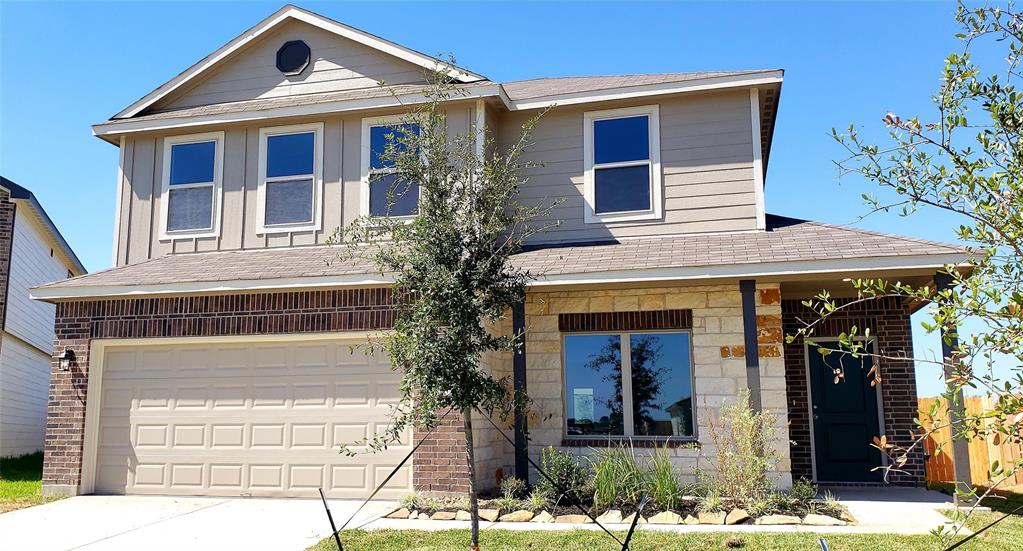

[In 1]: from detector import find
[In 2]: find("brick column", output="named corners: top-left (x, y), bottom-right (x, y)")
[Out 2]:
top-left (412, 410), bottom-right (470, 494)
top-left (42, 308), bottom-right (91, 495)
top-left (0, 188), bottom-right (15, 330)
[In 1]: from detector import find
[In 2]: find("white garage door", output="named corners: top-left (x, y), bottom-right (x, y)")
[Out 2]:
top-left (91, 338), bottom-right (412, 498)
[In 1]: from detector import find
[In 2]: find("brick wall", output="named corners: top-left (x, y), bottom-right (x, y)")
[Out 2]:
top-left (412, 410), bottom-right (470, 494)
top-left (0, 188), bottom-right (15, 330)
top-left (44, 288), bottom-right (403, 492)
top-left (781, 297), bottom-right (923, 485)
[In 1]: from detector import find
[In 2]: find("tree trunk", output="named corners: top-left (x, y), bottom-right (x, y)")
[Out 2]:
top-left (462, 408), bottom-right (480, 550)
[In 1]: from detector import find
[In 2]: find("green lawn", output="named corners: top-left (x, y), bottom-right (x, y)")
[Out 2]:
top-left (0, 452), bottom-right (58, 513)
top-left (306, 507), bottom-right (1023, 551)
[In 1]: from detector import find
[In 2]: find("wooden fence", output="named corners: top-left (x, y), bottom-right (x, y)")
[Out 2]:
top-left (918, 396), bottom-right (1023, 487)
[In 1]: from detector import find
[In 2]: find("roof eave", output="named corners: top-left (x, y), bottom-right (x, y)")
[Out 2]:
top-left (505, 69), bottom-right (784, 111)
top-left (0, 177), bottom-right (87, 275)
top-left (92, 84), bottom-right (506, 141)
top-left (30, 251), bottom-right (970, 303)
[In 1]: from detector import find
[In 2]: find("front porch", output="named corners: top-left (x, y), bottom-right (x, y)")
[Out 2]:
top-left (473, 277), bottom-right (936, 492)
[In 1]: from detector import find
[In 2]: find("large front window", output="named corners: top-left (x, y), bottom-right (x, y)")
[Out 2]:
top-left (564, 331), bottom-right (694, 438)
top-left (583, 105), bottom-right (662, 223)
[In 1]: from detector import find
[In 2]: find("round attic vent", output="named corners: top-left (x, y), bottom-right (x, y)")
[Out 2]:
top-left (276, 40), bottom-right (310, 76)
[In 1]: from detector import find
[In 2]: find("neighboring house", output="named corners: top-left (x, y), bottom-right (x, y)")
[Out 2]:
top-left (0, 177), bottom-right (85, 457)
top-left (32, 5), bottom-right (969, 499)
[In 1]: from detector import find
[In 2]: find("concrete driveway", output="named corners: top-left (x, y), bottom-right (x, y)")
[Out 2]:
top-left (0, 495), bottom-right (396, 551)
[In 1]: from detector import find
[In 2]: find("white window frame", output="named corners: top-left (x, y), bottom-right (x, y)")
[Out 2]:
top-left (360, 114), bottom-right (421, 219)
top-left (561, 329), bottom-right (696, 441)
top-left (582, 104), bottom-right (663, 224)
top-left (159, 131), bottom-right (224, 240)
top-left (256, 122), bottom-right (324, 234)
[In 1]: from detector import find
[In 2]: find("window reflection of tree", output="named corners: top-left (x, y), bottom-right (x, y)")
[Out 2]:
top-left (583, 335), bottom-right (671, 435)
top-left (628, 336), bottom-right (670, 435)
top-left (580, 337), bottom-right (623, 434)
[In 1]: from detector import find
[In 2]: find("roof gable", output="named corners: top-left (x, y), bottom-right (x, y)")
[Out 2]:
top-left (115, 4), bottom-right (485, 119)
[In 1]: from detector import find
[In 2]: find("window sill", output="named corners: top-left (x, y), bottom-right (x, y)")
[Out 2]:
top-left (561, 437), bottom-right (699, 449)
top-left (159, 229), bottom-right (219, 241)
top-left (255, 223), bottom-right (320, 236)
top-left (583, 209), bottom-right (662, 224)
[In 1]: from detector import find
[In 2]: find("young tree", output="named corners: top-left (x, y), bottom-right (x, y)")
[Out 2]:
top-left (332, 70), bottom-right (555, 550)
top-left (794, 1), bottom-right (1023, 543)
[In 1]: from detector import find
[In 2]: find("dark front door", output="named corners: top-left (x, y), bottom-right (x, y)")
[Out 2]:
top-left (808, 343), bottom-right (884, 482)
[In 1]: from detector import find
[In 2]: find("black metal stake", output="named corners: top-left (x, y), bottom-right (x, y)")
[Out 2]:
top-left (319, 488), bottom-right (343, 551)
top-left (620, 493), bottom-right (648, 551)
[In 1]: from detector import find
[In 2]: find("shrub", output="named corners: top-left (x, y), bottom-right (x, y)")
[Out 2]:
top-left (789, 478), bottom-right (817, 504)
top-left (535, 446), bottom-right (589, 503)
top-left (705, 389), bottom-right (779, 506)
top-left (491, 496), bottom-right (521, 513)
top-left (819, 490), bottom-right (843, 516)
top-left (590, 444), bottom-right (644, 508)
top-left (399, 493), bottom-right (421, 510)
top-left (645, 446), bottom-right (684, 511)
top-left (697, 488), bottom-right (723, 513)
top-left (526, 487), bottom-right (550, 512)
top-left (500, 476), bottom-right (527, 500)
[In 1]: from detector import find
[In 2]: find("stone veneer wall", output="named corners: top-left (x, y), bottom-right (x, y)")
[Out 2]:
top-left (520, 283), bottom-right (792, 489)
top-left (781, 297), bottom-right (923, 485)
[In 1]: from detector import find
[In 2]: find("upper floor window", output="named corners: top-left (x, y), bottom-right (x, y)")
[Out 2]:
top-left (257, 123), bottom-right (323, 233)
top-left (160, 132), bottom-right (223, 239)
top-left (361, 116), bottom-right (420, 218)
top-left (563, 331), bottom-right (694, 439)
top-left (583, 105), bottom-right (662, 224)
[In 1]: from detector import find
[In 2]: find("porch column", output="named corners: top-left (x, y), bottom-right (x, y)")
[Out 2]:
top-left (512, 299), bottom-right (529, 482)
top-left (739, 279), bottom-right (763, 412)
top-left (934, 272), bottom-right (972, 492)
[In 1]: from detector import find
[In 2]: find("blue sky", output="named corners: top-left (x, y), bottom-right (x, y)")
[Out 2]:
top-left (0, 1), bottom-right (996, 395)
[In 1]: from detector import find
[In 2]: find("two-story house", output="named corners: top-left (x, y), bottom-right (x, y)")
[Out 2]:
top-left (0, 177), bottom-right (85, 458)
top-left (32, 5), bottom-right (969, 499)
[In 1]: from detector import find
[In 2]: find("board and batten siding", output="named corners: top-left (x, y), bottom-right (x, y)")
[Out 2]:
top-left (498, 89), bottom-right (759, 244)
top-left (1, 209), bottom-right (73, 456)
top-left (114, 104), bottom-right (478, 266)
top-left (151, 19), bottom-right (431, 111)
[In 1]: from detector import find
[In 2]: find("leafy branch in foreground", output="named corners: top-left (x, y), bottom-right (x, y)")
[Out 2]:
top-left (793, 3), bottom-right (1023, 546)
top-left (328, 64), bottom-right (558, 550)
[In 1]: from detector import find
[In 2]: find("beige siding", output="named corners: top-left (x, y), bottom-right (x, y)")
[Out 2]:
top-left (117, 104), bottom-right (476, 265)
top-left (0, 336), bottom-right (52, 456)
top-left (498, 90), bottom-right (759, 244)
top-left (153, 20), bottom-right (430, 111)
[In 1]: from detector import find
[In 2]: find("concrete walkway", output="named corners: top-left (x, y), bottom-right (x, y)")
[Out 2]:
top-left (0, 495), bottom-right (395, 551)
top-left (829, 486), bottom-right (968, 535)
top-left (0, 487), bottom-right (968, 551)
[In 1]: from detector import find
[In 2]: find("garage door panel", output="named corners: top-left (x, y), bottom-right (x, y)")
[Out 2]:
top-left (93, 339), bottom-right (410, 498)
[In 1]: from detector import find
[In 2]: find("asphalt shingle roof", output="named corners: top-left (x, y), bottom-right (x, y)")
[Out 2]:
top-left (501, 71), bottom-right (770, 101)
top-left (106, 71), bottom-right (776, 124)
top-left (37, 215), bottom-right (966, 294)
